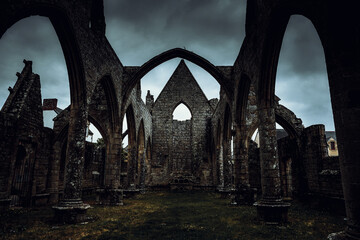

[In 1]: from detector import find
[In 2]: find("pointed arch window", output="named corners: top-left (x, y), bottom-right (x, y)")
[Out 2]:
top-left (172, 103), bottom-right (192, 120)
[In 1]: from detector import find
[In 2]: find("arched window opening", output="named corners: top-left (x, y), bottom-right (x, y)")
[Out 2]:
top-left (251, 129), bottom-right (259, 142)
top-left (231, 135), bottom-right (234, 159)
top-left (120, 112), bottom-right (129, 184)
top-left (137, 121), bottom-right (146, 188)
top-left (0, 16), bottom-right (70, 129)
top-left (275, 15), bottom-right (333, 131)
top-left (173, 103), bottom-right (192, 121)
top-left (84, 120), bottom-right (105, 173)
top-left (86, 122), bottom-right (103, 143)
top-left (275, 123), bottom-right (293, 200)
top-left (222, 104), bottom-right (232, 188)
top-left (275, 123), bottom-right (288, 140)
top-left (123, 106), bottom-right (136, 187)
top-left (83, 120), bottom-right (106, 190)
top-left (122, 113), bottom-right (128, 147)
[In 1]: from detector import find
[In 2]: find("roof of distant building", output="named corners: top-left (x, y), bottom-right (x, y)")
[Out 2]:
top-left (326, 131), bottom-right (336, 141)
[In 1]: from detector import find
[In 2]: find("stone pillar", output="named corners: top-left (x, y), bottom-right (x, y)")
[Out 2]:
top-left (232, 126), bottom-right (252, 204)
top-left (97, 131), bottom-right (123, 206)
top-left (139, 151), bottom-right (146, 190)
top-left (254, 106), bottom-right (290, 223)
top-left (127, 146), bottom-right (137, 189)
top-left (327, 70), bottom-right (360, 240)
top-left (212, 144), bottom-right (219, 186)
top-left (223, 139), bottom-right (232, 190)
top-left (217, 145), bottom-right (224, 189)
top-left (112, 133), bottom-right (122, 190)
top-left (233, 128), bottom-right (249, 187)
top-left (48, 141), bottom-right (61, 204)
top-left (53, 104), bottom-right (90, 224)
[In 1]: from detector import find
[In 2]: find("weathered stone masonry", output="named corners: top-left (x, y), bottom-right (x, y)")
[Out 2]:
top-left (148, 61), bottom-right (214, 188)
top-left (0, 61), bottom-right (46, 207)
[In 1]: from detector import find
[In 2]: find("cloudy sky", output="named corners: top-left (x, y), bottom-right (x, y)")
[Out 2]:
top-left (0, 0), bottom-right (334, 139)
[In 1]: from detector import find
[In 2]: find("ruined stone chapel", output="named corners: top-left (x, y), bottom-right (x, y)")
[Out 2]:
top-left (1, 1), bottom-right (360, 239)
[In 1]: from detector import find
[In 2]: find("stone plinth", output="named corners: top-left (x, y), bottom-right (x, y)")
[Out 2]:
top-left (34, 193), bottom-right (50, 206)
top-left (96, 189), bottom-right (123, 206)
top-left (254, 199), bottom-right (291, 224)
top-left (53, 199), bottom-right (90, 224)
top-left (327, 232), bottom-right (348, 240)
top-left (328, 228), bottom-right (360, 240)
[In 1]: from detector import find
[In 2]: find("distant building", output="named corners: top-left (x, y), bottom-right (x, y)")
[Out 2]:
top-left (254, 129), bottom-right (288, 147)
top-left (326, 131), bottom-right (338, 157)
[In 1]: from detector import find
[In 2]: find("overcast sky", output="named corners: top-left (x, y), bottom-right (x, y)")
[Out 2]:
top-left (0, 0), bottom-right (334, 140)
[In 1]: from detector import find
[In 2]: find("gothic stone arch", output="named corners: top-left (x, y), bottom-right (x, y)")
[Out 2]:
top-left (122, 48), bottom-right (233, 104)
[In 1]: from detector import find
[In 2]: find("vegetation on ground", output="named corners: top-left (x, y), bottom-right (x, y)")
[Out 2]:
top-left (0, 192), bottom-right (345, 240)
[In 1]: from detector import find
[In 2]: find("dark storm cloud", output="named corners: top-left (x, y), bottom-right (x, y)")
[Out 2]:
top-left (0, 17), bottom-right (62, 61)
top-left (104, 0), bottom-right (246, 65)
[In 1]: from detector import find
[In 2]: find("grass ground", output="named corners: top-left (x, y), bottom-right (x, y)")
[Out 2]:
top-left (0, 192), bottom-right (345, 240)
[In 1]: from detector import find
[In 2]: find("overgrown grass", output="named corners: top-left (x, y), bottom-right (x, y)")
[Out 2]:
top-left (0, 192), bottom-right (345, 240)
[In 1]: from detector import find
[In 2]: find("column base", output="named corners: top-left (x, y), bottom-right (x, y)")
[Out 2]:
top-left (329, 227), bottom-right (360, 240)
top-left (345, 226), bottom-right (360, 240)
top-left (327, 230), bottom-right (360, 240)
top-left (328, 232), bottom-right (348, 240)
top-left (53, 199), bottom-right (91, 224)
top-left (96, 189), bottom-right (124, 206)
top-left (254, 198), bottom-right (291, 224)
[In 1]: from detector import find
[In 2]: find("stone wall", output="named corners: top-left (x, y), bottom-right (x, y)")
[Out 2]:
top-left (122, 81), bottom-right (152, 188)
top-left (149, 60), bottom-right (213, 187)
top-left (0, 113), bottom-right (16, 199)
top-left (0, 61), bottom-right (51, 206)
top-left (34, 128), bottom-right (54, 194)
top-left (123, 82), bottom-right (152, 150)
top-left (276, 125), bottom-right (343, 200)
top-left (171, 120), bottom-right (192, 174)
top-left (301, 125), bottom-right (328, 194)
top-left (211, 88), bottom-right (232, 188)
